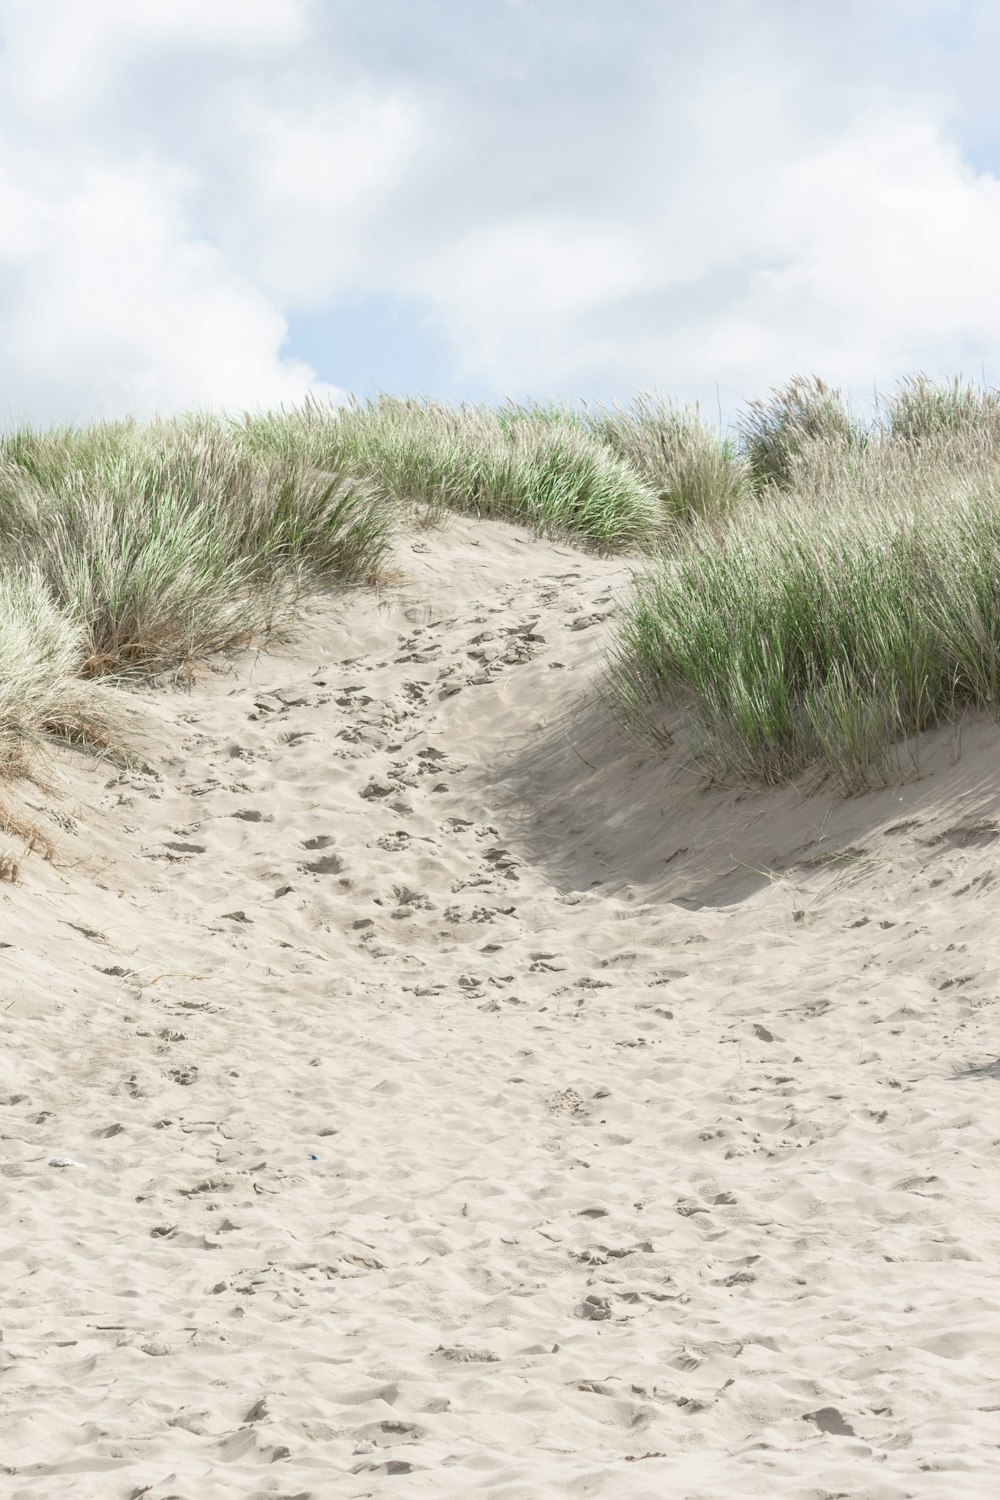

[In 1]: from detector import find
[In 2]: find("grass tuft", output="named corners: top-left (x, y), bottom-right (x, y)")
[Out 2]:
top-left (882, 374), bottom-right (1000, 445)
top-left (0, 419), bottom-right (393, 680)
top-left (582, 394), bottom-right (751, 532)
top-left (737, 374), bottom-right (863, 491)
top-left (0, 414), bottom-right (395, 798)
top-left (242, 397), bottom-right (660, 550)
top-left (610, 433), bottom-right (1000, 789)
top-left (0, 566), bottom-right (127, 777)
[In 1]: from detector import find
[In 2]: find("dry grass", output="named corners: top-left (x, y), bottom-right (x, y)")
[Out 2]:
top-left (0, 795), bottom-right (55, 860)
top-left (737, 374), bottom-right (865, 490)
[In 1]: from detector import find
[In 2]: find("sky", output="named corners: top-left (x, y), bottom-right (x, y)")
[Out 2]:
top-left (0, 0), bottom-right (999, 428)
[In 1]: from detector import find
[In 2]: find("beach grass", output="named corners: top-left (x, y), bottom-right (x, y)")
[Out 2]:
top-left (737, 373), bottom-right (865, 490)
top-left (3, 375), bottom-right (1000, 801)
top-left (582, 394), bottom-right (751, 531)
top-left (881, 373), bottom-right (1000, 444)
top-left (0, 565), bottom-right (126, 779)
top-left (610, 378), bottom-right (1000, 788)
top-left (0, 415), bottom-right (393, 778)
top-left (240, 397), bottom-right (663, 550)
top-left (0, 395), bottom-right (717, 784)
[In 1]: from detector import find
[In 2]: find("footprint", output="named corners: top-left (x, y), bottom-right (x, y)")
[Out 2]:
top-left (433, 1344), bottom-right (500, 1363)
top-left (568, 612), bottom-right (612, 631)
top-left (356, 1420), bottom-right (424, 1446)
top-left (928, 823), bottom-right (999, 849)
top-left (578, 1294), bottom-right (613, 1320)
top-left (354, 1461), bottom-right (418, 1477)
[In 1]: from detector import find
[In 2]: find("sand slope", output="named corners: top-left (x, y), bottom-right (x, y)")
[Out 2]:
top-left (2, 517), bottom-right (1000, 1499)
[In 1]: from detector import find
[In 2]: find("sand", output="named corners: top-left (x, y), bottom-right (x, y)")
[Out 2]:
top-left (2, 516), bottom-right (1000, 1499)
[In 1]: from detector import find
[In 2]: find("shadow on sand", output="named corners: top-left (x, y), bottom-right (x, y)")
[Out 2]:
top-left (485, 684), bottom-right (1000, 911)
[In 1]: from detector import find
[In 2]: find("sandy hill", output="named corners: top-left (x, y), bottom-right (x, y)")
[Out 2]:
top-left (2, 517), bottom-right (999, 1499)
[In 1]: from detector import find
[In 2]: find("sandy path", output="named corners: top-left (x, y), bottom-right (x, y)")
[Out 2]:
top-left (2, 517), bottom-right (1000, 1499)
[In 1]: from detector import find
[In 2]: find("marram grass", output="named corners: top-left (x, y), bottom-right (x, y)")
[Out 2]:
top-left (0, 396), bottom-right (740, 789)
top-left (0, 566), bottom-right (126, 780)
top-left (239, 396), bottom-right (674, 550)
top-left (581, 394), bottom-right (751, 531)
top-left (610, 399), bottom-right (1000, 790)
top-left (0, 415), bottom-right (395, 783)
top-left (0, 419), bottom-right (392, 676)
top-left (5, 376), bottom-right (1000, 805)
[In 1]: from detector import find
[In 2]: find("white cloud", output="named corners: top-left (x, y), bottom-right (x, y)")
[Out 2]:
top-left (752, 108), bottom-right (1000, 367)
top-left (1, 0), bottom-right (307, 117)
top-left (0, 0), bottom-right (998, 420)
top-left (395, 86), bottom-right (1000, 406)
top-left (0, 145), bottom-right (337, 424)
top-left (645, 103), bottom-right (1000, 401)
top-left (235, 92), bottom-right (424, 307)
top-left (407, 218), bottom-right (649, 386)
top-left (0, 0), bottom-right (340, 423)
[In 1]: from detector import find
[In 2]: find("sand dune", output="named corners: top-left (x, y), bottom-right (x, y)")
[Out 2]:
top-left (2, 517), bottom-right (1000, 1498)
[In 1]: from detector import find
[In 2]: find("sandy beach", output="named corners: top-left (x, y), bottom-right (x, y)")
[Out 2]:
top-left (3, 515), bottom-right (1000, 1499)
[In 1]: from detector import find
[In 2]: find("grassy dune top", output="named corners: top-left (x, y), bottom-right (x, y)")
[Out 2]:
top-left (2, 377), bottom-right (1000, 825)
top-left (613, 376), bottom-right (1000, 790)
top-left (0, 395), bottom-right (736, 784)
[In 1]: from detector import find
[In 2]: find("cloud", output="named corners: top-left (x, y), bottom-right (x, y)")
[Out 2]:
top-left (234, 91), bottom-right (424, 307)
top-left (731, 107), bottom-right (1000, 376)
top-left (382, 25), bottom-right (1000, 408)
top-left (0, 0), bottom-right (338, 424)
top-left (0, 145), bottom-right (337, 424)
top-left (405, 218), bottom-right (649, 387)
top-left (2, 0), bottom-right (308, 118)
top-left (616, 100), bottom-right (1000, 405)
top-left (0, 0), bottom-right (998, 421)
